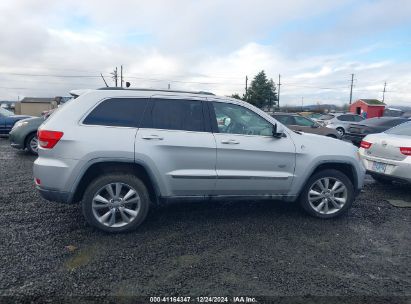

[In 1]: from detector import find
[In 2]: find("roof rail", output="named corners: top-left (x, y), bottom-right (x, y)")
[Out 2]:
top-left (97, 87), bottom-right (215, 95)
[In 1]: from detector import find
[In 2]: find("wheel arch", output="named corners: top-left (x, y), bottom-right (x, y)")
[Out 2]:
top-left (297, 161), bottom-right (358, 198)
top-left (70, 160), bottom-right (161, 205)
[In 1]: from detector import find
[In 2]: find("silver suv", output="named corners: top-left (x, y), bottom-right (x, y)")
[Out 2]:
top-left (34, 88), bottom-right (366, 232)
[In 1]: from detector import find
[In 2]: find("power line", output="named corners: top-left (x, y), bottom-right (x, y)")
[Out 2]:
top-left (2, 72), bottom-right (102, 78)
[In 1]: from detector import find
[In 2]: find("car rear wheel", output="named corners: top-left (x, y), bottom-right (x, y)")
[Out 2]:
top-left (82, 173), bottom-right (150, 233)
top-left (336, 127), bottom-right (345, 136)
top-left (299, 169), bottom-right (354, 218)
top-left (25, 133), bottom-right (38, 155)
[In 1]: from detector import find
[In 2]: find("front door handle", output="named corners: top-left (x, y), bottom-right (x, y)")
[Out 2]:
top-left (221, 139), bottom-right (240, 144)
top-left (142, 135), bottom-right (164, 140)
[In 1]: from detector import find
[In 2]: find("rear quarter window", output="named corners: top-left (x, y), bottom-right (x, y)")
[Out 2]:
top-left (83, 98), bottom-right (149, 127)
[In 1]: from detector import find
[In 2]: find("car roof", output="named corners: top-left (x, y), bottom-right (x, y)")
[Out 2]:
top-left (97, 87), bottom-right (215, 96)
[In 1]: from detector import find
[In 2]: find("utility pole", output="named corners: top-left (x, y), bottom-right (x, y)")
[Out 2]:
top-left (115, 67), bottom-right (118, 87)
top-left (120, 65), bottom-right (123, 88)
top-left (382, 81), bottom-right (387, 102)
top-left (301, 96), bottom-right (304, 112)
top-left (277, 74), bottom-right (281, 109)
top-left (245, 75), bottom-right (248, 97)
top-left (111, 67), bottom-right (118, 87)
top-left (168, 83), bottom-right (171, 90)
top-left (349, 73), bottom-right (354, 105)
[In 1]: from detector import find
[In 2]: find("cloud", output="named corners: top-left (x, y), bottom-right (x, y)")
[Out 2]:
top-left (0, 0), bottom-right (410, 106)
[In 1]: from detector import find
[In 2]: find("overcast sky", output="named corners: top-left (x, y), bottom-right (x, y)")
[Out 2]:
top-left (1, 0), bottom-right (410, 106)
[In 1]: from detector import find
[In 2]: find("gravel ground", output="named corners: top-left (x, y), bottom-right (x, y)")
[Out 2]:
top-left (0, 138), bottom-right (410, 300)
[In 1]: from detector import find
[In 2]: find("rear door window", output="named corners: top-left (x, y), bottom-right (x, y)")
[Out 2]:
top-left (143, 99), bottom-right (205, 132)
top-left (83, 98), bottom-right (149, 127)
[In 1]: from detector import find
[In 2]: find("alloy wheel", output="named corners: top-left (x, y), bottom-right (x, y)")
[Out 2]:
top-left (336, 128), bottom-right (344, 136)
top-left (91, 182), bottom-right (141, 228)
top-left (308, 177), bottom-right (348, 215)
top-left (30, 136), bottom-right (39, 153)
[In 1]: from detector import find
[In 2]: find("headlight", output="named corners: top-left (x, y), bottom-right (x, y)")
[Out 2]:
top-left (13, 121), bottom-right (28, 129)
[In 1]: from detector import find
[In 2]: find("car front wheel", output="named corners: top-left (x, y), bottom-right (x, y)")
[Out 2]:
top-left (82, 173), bottom-right (150, 233)
top-left (299, 169), bottom-right (354, 218)
top-left (25, 133), bottom-right (39, 155)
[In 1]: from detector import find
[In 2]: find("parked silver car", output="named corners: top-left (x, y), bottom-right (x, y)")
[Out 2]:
top-left (359, 121), bottom-right (411, 183)
top-left (34, 88), bottom-right (365, 232)
top-left (318, 113), bottom-right (364, 136)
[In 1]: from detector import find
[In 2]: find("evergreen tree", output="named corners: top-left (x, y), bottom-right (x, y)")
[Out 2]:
top-left (245, 70), bottom-right (277, 109)
top-left (230, 93), bottom-right (243, 100)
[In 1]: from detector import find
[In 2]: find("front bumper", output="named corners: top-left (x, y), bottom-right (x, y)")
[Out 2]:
top-left (36, 186), bottom-right (71, 203)
top-left (8, 130), bottom-right (24, 150)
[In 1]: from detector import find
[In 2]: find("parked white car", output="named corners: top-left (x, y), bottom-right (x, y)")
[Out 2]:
top-left (317, 113), bottom-right (364, 136)
top-left (359, 121), bottom-right (411, 183)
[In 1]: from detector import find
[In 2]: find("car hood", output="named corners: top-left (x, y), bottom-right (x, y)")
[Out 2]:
top-left (293, 131), bottom-right (356, 152)
top-left (17, 116), bottom-right (44, 124)
top-left (12, 115), bottom-right (33, 118)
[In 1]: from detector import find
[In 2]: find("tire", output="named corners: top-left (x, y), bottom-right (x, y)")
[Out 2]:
top-left (82, 173), bottom-right (150, 233)
top-left (336, 127), bottom-right (345, 136)
top-left (299, 169), bottom-right (354, 219)
top-left (25, 132), bottom-right (38, 155)
top-left (371, 174), bottom-right (393, 184)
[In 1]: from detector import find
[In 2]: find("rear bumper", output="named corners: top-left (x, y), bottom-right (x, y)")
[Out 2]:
top-left (360, 154), bottom-right (411, 183)
top-left (367, 171), bottom-right (411, 183)
top-left (36, 186), bottom-right (72, 203)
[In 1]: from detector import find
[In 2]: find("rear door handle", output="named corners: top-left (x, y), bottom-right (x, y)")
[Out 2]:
top-left (142, 135), bottom-right (163, 140)
top-left (221, 139), bottom-right (240, 144)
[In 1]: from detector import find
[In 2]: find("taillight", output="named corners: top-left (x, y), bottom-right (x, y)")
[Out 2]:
top-left (360, 140), bottom-right (372, 149)
top-left (37, 130), bottom-right (64, 149)
top-left (400, 147), bottom-right (411, 156)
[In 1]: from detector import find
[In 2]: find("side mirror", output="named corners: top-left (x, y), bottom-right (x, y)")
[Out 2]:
top-left (311, 123), bottom-right (319, 128)
top-left (272, 124), bottom-right (284, 138)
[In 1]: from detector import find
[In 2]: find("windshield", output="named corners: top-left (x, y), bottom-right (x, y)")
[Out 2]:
top-left (309, 113), bottom-right (322, 119)
top-left (385, 121), bottom-right (411, 136)
top-left (0, 107), bottom-right (14, 117)
top-left (318, 114), bottom-right (334, 120)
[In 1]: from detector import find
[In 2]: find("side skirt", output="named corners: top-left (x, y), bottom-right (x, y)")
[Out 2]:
top-left (159, 194), bottom-right (297, 205)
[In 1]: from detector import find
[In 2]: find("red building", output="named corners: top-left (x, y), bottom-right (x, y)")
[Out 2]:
top-left (349, 99), bottom-right (386, 119)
